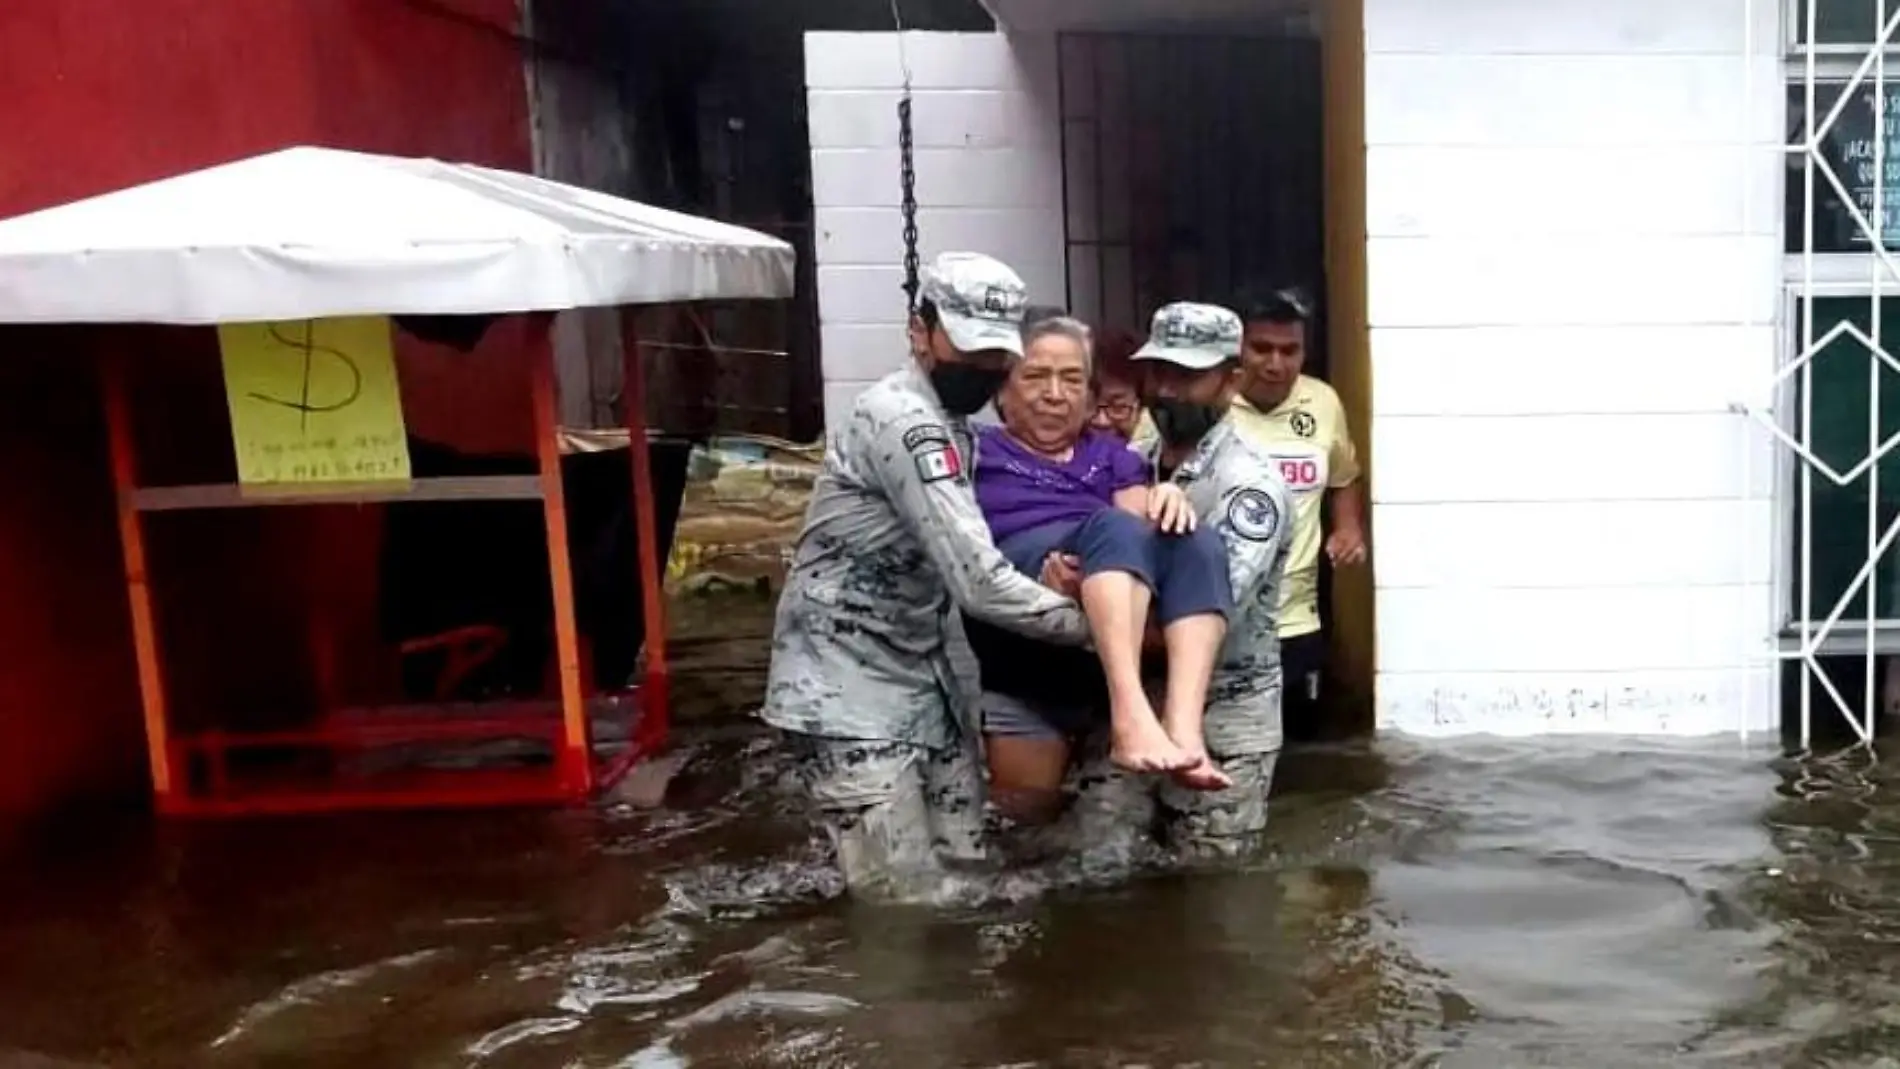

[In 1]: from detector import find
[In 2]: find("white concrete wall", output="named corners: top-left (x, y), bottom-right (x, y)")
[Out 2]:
top-left (1363, 0), bottom-right (1783, 737)
top-left (805, 31), bottom-right (1066, 429)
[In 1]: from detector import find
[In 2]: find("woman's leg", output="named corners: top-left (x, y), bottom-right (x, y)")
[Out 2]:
top-left (1152, 525), bottom-right (1236, 790)
top-left (997, 521), bottom-right (1082, 579)
top-left (1000, 521), bottom-right (1165, 766)
top-left (981, 692), bottom-right (1075, 824)
top-left (1062, 510), bottom-right (1192, 773)
top-left (965, 611), bottom-right (1099, 822)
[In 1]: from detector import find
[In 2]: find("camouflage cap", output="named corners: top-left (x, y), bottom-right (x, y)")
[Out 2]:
top-left (919, 251), bottom-right (1029, 357)
top-left (1132, 302), bottom-right (1243, 370)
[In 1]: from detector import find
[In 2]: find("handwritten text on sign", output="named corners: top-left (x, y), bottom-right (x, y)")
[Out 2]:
top-left (216, 316), bottom-right (413, 487)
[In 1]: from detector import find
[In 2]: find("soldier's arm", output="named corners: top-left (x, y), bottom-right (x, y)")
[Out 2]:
top-left (1215, 475), bottom-right (1295, 606)
top-left (868, 412), bottom-right (1089, 645)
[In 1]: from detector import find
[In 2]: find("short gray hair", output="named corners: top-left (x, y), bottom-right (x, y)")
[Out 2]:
top-left (1021, 314), bottom-right (1094, 377)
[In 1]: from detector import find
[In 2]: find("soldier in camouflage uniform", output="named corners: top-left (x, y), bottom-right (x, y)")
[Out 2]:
top-left (761, 251), bottom-right (1091, 900)
top-left (1064, 302), bottom-right (1295, 859)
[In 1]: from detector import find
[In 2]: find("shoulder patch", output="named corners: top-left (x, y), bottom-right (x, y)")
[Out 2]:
top-left (1224, 486), bottom-right (1281, 543)
top-left (903, 422), bottom-right (963, 484)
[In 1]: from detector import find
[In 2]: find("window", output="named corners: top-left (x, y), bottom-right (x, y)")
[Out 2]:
top-left (1787, 297), bottom-right (1900, 626)
top-left (1792, 0), bottom-right (1900, 49)
top-left (1784, 81), bottom-right (1900, 252)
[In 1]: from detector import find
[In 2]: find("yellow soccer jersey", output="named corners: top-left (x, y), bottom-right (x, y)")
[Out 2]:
top-left (1228, 375), bottom-right (1361, 638)
top-left (1131, 408), bottom-right (1157, 449)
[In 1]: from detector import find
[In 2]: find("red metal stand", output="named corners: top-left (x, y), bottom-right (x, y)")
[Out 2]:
top-left (598, 309), bottom-right (672, 790)
top-left (527, 314), bottom-right (595, 797)
top-left (103, 311), bottom-right (674, 817)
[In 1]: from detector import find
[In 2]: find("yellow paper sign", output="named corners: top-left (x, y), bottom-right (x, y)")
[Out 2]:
top-left (217, 316), bottom-right (413, 487)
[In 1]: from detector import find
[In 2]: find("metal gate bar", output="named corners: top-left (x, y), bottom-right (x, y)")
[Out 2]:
top-left (1741, 0), bottom-right (1900, 745)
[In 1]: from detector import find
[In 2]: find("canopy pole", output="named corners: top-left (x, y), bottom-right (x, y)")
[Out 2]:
top-left (101, 347), bottom-right (178, 811)
top-left (620, 308), bottom-right (671, 757)
top-left (529, 314), bottom-right (592, 797)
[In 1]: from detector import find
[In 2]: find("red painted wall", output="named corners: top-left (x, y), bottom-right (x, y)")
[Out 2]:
top-left (0, 0), bottom-right (533, 836)
top-left (0, 0), bottom-right (530, 215)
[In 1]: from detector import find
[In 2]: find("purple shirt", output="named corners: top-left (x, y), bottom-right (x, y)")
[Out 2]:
top-left (974, 425), bottom-right (1150, 543)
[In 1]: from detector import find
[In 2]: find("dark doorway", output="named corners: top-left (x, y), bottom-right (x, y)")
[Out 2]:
top-left (1057, 33), bottom-right (1325, 371)
top-left (532, 0), bottom-right (995, 442)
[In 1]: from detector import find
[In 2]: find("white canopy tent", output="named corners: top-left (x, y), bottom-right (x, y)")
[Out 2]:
top-left (0, 146), bottom-right (796, 324)
top-left (0, 147), bottom-right (798, 817)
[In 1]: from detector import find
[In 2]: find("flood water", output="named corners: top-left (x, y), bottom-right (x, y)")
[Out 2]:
top-left (4, 596), bottom-right (1900, 1067)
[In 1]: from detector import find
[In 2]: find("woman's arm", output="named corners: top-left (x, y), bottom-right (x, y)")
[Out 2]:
top-left (1112, 485), bottom-right (1150, 516)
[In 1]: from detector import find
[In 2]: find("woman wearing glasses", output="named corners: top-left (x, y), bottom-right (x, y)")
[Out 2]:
top-left (1088, 330), bottom-right (1147, 441)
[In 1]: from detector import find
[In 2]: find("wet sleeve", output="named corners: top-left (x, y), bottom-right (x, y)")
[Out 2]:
top-left (1327, 393), bottom-right (1362, 488)
top-left (867, 411), bottom-right (1089, 645)
top-left (1214, 476), bottom-right (1295, 606)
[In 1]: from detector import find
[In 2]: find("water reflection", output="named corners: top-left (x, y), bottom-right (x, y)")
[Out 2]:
top-left (3, 601), bottom-right (1900, 1066)
top-left (1708, 748), bottom-right (1900, 1066)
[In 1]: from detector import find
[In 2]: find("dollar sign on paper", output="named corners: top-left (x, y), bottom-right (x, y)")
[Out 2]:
top-left (249, 321), bottom-right (363, 432)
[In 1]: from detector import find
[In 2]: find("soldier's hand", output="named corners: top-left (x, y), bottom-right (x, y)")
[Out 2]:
top-left (1040, 552), bottom-right (1084, 598)
top-left (1147, 482), bottom-right (1197, 535)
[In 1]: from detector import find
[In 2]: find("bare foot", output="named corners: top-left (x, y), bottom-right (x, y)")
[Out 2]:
top-left (1110, 711), bottom-right (1194, 773)
top-left (1170, 756), bottom-right (1233, 792)
top-left (1160, 721), bottom-right (1231, 791)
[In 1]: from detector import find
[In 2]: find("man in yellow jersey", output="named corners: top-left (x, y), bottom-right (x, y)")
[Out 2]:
top-left (1226, 288), bottom-right (1367, 740)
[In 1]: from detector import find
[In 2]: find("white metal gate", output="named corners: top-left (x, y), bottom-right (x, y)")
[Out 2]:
top-left (1741, 2), bottom-right (1900, 744)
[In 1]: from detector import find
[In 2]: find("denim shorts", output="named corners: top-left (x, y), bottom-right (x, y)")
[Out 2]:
top-left (980, 690), bottom-right (1102, 741)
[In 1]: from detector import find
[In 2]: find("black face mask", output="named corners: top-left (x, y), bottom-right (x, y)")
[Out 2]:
top-left (1149, 399), bottom-right (1223, 444)
top-left (930, 363), bottom-right (1009, 417)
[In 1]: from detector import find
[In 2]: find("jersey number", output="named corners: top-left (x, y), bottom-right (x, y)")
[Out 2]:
top-left (1278, 458), bottom-right (1320, 487)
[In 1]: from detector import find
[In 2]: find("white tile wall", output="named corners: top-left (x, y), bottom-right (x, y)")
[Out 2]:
top-left (1372, 414), bottom-right (1775, 503)
top-left (1375, 501), bottom-right (1774, 590)
top-left (1369, 325), bottom-right (1776, 417)
top-left (805, 30), bottom-right (1066, 427)
top-left (1364, 0), bottom-right (1784, 737)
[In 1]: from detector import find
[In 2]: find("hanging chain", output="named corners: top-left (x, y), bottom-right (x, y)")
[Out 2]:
top-left (898, 93), bottom-right (921, 310)
top-left (891, 0), bottom-right (920, 309)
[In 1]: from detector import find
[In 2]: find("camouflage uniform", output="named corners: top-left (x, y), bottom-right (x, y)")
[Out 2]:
top-left (1073, 303), bottom-right (1294, 859)
top-left (762, 252), bottom-right (1090, 899)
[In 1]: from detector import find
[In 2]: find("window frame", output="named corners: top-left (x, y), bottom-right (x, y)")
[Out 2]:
top-left (1780, 5), bottom-right (1900, 653)
top-left (1785, 0), bottom-right (1900, 56)
top-left (1783, 74), bottom-right (1900, 255)
top-left (1776, 283), bottom-right (1900, 654)
top-left (1769, 0), bottom-right (1900, 744)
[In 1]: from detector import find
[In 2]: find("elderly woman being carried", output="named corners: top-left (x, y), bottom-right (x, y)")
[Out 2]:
top-left (969, 315), bottom-right (1234, 812)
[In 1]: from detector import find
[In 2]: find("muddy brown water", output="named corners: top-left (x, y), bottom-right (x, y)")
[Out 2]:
top-left (3, 596), bottom-right (1898, 1067)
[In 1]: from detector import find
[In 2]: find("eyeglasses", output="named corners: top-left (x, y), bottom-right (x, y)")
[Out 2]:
top-left (1096, 397), bottom-right (1139, 419)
